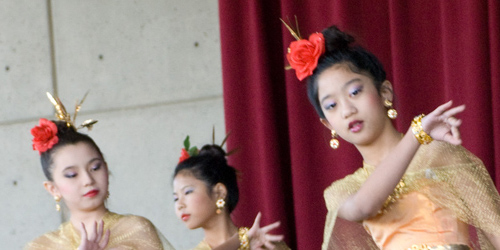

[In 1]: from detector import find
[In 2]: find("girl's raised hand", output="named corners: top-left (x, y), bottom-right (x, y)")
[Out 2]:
top-left (247, 212), bottom-right (284, 250)
top-left (421, 100), bottom-right (465, 145)
top-left (77, 220), bottom-right (110, 250)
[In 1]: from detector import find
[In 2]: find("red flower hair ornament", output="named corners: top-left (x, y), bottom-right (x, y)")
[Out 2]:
top-left (287, 33), bottom-right (325, 81)
top-left (31, 92), bottom-right (98, 155)
top-left (31, 118), bottom-right (59, 154)
top-left (282, 17), bottom-right (326, 81)
top-left (178, 136), bottom-right (199, 163)
top-left (177, 129), bottom-right (234, 164)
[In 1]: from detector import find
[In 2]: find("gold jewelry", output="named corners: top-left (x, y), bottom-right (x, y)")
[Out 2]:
top-left (54, 196), bottom-right (61, 212)
top-left (330, 130), bottom-right (339, 149)
top-left (411, 114), bottom-right (433, 145)
top-left (384, 99), bottom-right (398, 119)
top-left (216, 198), bottom-right (225, 214)
top-left (46, 92), bottom-right (98, 130)
top-left (106, 191), bottom-right (110, 199)
top-left (238, 227), bottom-right (250, 250)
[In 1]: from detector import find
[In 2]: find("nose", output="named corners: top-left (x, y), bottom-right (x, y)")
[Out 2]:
top-left (341, 100), bottom-right (357, 119)
top-left (176, 197), bottom-right (185, 210)
top-left (83, 171), bottom-right (96, 187)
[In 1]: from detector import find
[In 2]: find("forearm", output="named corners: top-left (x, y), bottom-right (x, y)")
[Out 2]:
top-left (212, 234), bottom-right (240, 250)
top-left (485, 232), bottom-right (500, 249)
top-left (339, 128), bottom-right (419, 221)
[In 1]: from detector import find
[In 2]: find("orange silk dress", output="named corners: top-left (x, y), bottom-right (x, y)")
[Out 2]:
top-left (363, 192), bottom-right (470, 250)
top-left (322, 142), bottom-right (500, 250)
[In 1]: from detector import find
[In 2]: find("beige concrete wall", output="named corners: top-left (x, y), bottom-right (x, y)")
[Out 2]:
top-left (0, 1), bottom-right (224, 249)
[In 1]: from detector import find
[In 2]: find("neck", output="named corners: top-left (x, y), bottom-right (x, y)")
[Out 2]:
top-left (355, 121), bottom-right (402, 166)
top-left (69, 205), bottom-right (108, 230)
top-left (203, 213), bottom-right (238, 248)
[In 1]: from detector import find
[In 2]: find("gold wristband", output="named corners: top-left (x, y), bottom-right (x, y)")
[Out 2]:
top-left (411, 114), bottom-right (433, 145)
top-left (238, 227), bottom-right (250, 250)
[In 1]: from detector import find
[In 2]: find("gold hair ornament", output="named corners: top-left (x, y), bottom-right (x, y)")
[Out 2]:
top-left (46, 92), bottom-right (98, 130)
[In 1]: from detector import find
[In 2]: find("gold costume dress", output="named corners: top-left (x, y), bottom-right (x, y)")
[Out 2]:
top-left (192, 239), bottom-right (290, 250)
top-left (25, 211), bottom-right (175, 250)
top-left (322, 142), bottom-right (500, 250)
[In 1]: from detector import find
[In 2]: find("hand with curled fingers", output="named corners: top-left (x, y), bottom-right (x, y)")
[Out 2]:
top-left (421, 101), bottom-right (466, 145)
top-left (77, 220), bottom-right (110, 250)
top-left (247, 212), bottom-right (284, 250)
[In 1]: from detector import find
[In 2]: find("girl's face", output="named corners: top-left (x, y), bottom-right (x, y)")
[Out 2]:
top-left (45, 142), bottom-right (109, 213)
top-left (317, 64), bottom-right (391, 146)
top-left (173, 173), bottom-right (219, 230)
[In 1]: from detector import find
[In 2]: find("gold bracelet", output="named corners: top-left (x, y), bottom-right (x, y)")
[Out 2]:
top-left (238, 227), bottom-right (250, 250)
top-left (411, 114), bottom-right (433, 145)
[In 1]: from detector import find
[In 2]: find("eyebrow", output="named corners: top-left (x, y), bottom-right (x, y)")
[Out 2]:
top-left (320, 78), bottom-right (362, 104)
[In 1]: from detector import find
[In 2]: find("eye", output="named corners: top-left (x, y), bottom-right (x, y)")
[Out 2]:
top-left (185, 189), bottom-right (193, 195)
top-left (349, 86), bottom-right (363, 97)
top-left (324, 102), bottom-right (337, 110)
top-left (91, 163), bottom-right (102, 172)
top-left (173, 196), bottom-right (178, 202)
top-left (64, 172), bottom-right (77, 178)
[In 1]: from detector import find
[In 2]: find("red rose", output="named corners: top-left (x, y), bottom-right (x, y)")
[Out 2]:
top-left (286, 33), bottom-right (325, 81)
top-left (31, 118), bottom-right (59, 154)
top-left (178, 148), bottom-right (190, 163)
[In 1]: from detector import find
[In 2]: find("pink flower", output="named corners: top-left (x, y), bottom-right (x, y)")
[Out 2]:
top-left (31, 118), bottom-right (59, 154)
top-left (286, 33), bottom-right (325, 81)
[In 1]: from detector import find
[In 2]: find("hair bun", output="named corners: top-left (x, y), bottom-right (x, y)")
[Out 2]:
top-left (322, 25), bottom-right (354, 52)
top-left (199, 144), bottom-right (226, 159)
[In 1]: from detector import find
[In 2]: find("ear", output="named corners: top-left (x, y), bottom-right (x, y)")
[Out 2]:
top-left (320, 118), bottom-right (334, 131)
top-left (212, 183), bottom-right (227, 200)
top-left (43, 181), bottom-right (60, 198)
top-left (380, 80), bottom-right (394, 102)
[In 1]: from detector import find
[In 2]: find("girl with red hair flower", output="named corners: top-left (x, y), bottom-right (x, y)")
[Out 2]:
top-left (25, 95), bottom-right (174, 250)
top-left (284, 24), bottom-right (500, 249)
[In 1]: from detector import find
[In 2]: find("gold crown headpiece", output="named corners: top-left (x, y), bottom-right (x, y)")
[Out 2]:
top-left (46, 91), bottom-right (98, 130)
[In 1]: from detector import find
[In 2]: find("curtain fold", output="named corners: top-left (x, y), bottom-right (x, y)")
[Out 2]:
top-left (218, 1), bottom-right (499, 249)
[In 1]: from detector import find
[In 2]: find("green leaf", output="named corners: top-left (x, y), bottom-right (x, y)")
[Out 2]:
top-left (188, 146), bottom-right (198, 157)
top-left (183, 136), bottom-right (190, 150)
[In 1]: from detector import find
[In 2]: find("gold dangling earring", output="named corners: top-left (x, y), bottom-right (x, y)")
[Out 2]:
top-left (216, 198), bottom-right (225, 214)
top-left (384, 99), bottom-right (398, 119)
top-left (106, 191), bottom-right (110, 199)
top-left (330, 130), bottom-right (339, 149)
top-left (54, 196), bottom-right (61, 212)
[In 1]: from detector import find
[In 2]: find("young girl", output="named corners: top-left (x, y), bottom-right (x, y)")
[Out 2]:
top-left (284, 24), bottom-right (500, 249)
top-left (173, 137), bottom-right (289, 249)
top-left (25, 93), bottom-right (174, 250)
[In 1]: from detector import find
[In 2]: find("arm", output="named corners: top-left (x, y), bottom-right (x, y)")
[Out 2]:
top-left (212, 234), bottom-right (240, 250)
top-left (338, 101), bottom-right (465, 221)
top-left (213, 212), bottom-right (285, 250)
top-left (485, 232), bottom-right (500, 249)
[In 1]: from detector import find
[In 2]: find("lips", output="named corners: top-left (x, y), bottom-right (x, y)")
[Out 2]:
top-left (181, 214), bottom-right (190, 222)
top-left (84, 189), bottom-right (99, 198)
top-left (348, 120), bottom-right (363, 132)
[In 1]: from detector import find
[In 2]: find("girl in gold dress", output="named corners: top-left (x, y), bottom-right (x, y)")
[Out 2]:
top-left (284, 24), bottom-right (500, 249)
top-left (25, 94), bottom-right (174, 250)
top-left (173, 137), bottom-right (289, 250)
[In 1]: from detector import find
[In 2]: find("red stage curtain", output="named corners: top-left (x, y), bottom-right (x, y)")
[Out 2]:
top-left (218, 1), bottom-right (499, 249)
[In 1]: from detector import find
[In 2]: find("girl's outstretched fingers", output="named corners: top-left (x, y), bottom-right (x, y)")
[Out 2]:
top-left (422, 101), bottom-right (466, 145)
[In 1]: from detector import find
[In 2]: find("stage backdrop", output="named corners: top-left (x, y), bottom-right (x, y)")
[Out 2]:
top-left (218, 1), bottom-right (499, 249)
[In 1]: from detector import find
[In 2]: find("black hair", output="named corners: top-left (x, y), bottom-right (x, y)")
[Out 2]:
top-left (307, 25), bottom-right (387, 118)
top-left (40, 121), bottom-right (104, 181)
top-left (174, 144), bottom-right (239, 213)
